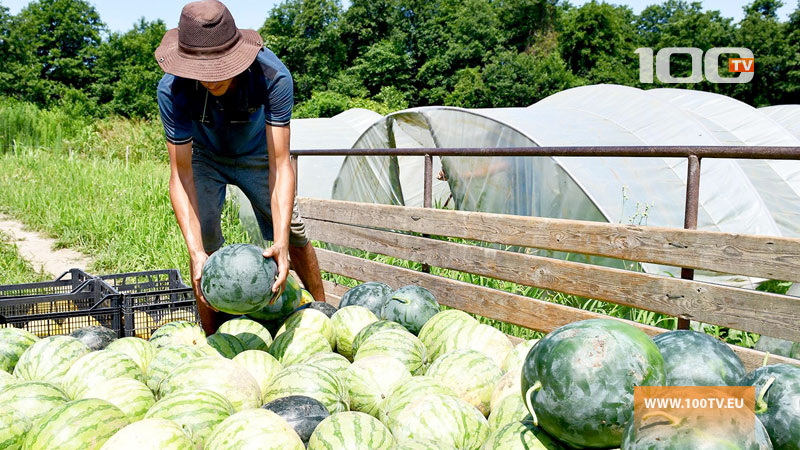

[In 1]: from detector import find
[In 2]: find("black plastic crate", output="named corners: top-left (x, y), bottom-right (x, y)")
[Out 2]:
top-left (0, 269), bottom-right (94, 299)
top-left (100, 269), bottom-right (187, 294)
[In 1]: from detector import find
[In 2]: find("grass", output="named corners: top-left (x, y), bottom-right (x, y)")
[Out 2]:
top-left (0, 231), bottom-right (51, 285)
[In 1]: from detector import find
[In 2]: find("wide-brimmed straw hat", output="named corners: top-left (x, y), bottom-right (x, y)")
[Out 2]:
top-left (155, 0), bottom-right (263, 82)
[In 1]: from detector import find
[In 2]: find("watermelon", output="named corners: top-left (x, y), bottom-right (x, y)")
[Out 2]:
top-left (148, 321), bottom-right (206, 349)
top-left (13, 335), bottom-right (90, 384)
top-left (0, 328), bottom-right (38, 373)
top-left (0, 405), bottom-right (30, 450)
top-left (352, 320), bottom-right (407, 356)
top-left (269, 328), bottom-right (332, 366)
top-left (437, 322), bottom-right (513, 368)
top-left (23, 398), bottom-right (130, 450)
top-left (70, 326), bottom-right (117, 351)
top-left (106, 337), bottom-right (155, 373)
top-left (204, 408), bottom-right (305, 450)
top-left (502, 339), bottom-right (539, 372)
top-left (381, 285), bottom-right (440, 334)
top-left (346, 355), bottom-right (411, 417)
top-left (490, 365), bottom-right (523, 412)
top-left (418, 309), bottom-right (477, 361)
top-left (217, 317), bottom-right (273, 351)
top-left (426, 349), bottom-right (502, 416)
top-left (232, 350), bottom-right (283, 400)
top-left (201, 243), bottom-right (279, 314)
top-left (391, 393), bottom-right (490, 450)
top-left (159, 357), bottom-right (261, 411)
top-left (481, 421), bottom-right (565, 450)
top-left (304, 352), bottom-right (351, 380)
top-left (521, 319), bottom-right (666, 448)
top-left (308, 411), bottom-right (395, 450)
top-left (262, 395), bottom-right (330, 445)
top-left (145, 389), bottom-right (234, 449)
top-left (339, 282), bottom-right (393, 316)
top-left (741, 364), bottom-right (800, 450)
top-left (331, 305), bottom-right (378, 360)
top-left (62, 349), bottom-right (144, 399)
top-left (0, 380), bottom-right (69, 423)
top-left (301, 301), bottom-right (338, 318)
top-left (146, 344), bottom-right (207, 391)
top-left (277, 308), bottom-right (336, 349)
top-left (354, 328), bottom-right (428, 375)
top-left (0, 370), bottom-right (15, 389)
top-left (394, 440), bottom-right (458, 450)
top-left (263, 363), bottom-right (349, 414)
top-left (489, 394), bottom-right (531, 431)
top-left (653, 330), bottom-right (745, 386)
top-left (247, 274), bottom-right (302, 322)
top-left (378, 376), bottom-right (458, 431)
top-left (80, 377), bottom-right (155, 422)
top-left (756, 335), bottom-right (800, 359)
top-left (206, 333), bottom-right (246, 358)
top-left (99, 418), bottom-right (194, 450)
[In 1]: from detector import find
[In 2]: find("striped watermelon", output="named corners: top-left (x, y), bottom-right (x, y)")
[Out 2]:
top-left (80, 377), bottom-right (155, 422)
top-left (106, 337), bottom-right (155, 373)
top-left (394, 440), bottom-right (458, 450)
top-left (70, 326), bottom-right (117, 351)
top-left (62, 349), bottom-right (144, 399)
top-left (0, 328), bottom-right (38, 373)
top-left (481, 421), bottom-right (565, 450)
top-left (0, 380), bottom-right (69, 423)
top-left (345, 355), bottom-right (411, 417)
top-left (277, 309), bottom-right (336, 349)
top-left (159, 357), bottom-right (261, 411)
top-left (0, 370), bottom-right (16, 389)
top-left (205, 408), bottom-right (304, 450)
top-left (201, 244), bottom-right (279, 314)
top-left (488, 394), bottom-right (531, 431)
top-left (302, 301), bottom-right (338, 318)
top-left (351, 320), bottom-right (407, 356)
top-left (148, 321), bottom-right (206, 349)
top-left (378, 376), bottom-right (458, 431)
top-left (300, 289), bottom-right (314, 305)
top-left (331, 306), bottom-right (378, 360)
top-left (381, 285), bottom-right (440, 334)
top-left (262, 395), bottom-right (330, 445)
top-left (269, 328), bottom-right (331, 366)
top-left (232, 350), bottom-right (283, 401)
top-left (145, 389), bottom-right (234, 449)
top-left (207, 333), bottom-right (246, 358)
top-left (303, 352), bottom-right (351, 380)
top-left (308, 411), bottom-right (395, 450)
top-left (391, 393), bottom-right (490, 450)
top-left (23, 398), bottom-right (130, 450)
top-left (502, 339), bottom-right (539, 372)
top-left (339, 282), bottom-right (393, 316)
top-left (426, 349), bottom-right (503, 416)
top-left (147, 344), bottom-right (208, 391)
top-left (99, 418), bottom-right (193, 450)
top-left (490, 366), bottom-right (523, 412)
top-left (438, 322), bottom-right (513, 368)
top-left (13, 336), bottom-right (90, 384)
top-left (263, 363), bottom-right (349, 414)
top-left (354, 329), bottom-right (428, 375)
top-left (0, 405), bottom-right (30, 450)
top-left (217, 317), bottom-right (273, 351)
top-left (418, 309), bottom-right (477, 361)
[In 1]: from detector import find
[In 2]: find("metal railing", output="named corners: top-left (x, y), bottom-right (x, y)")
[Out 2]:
top-left (290, 145), bottom-right (800, 330)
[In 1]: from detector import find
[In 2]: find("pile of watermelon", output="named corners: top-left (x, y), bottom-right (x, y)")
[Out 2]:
top-left (1, 275), bottom-right (798, 449)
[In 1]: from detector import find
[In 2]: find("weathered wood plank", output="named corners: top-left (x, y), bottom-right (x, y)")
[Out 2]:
top-left (314, 248), bottom-right (798, 371)
top-left (299, 198), bottom-right (800, 282)
top-left (306, 219), bottom-right (800, 342)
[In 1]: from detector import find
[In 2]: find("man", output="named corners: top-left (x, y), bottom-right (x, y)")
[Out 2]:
top-left (154, 0), bottom-right (325, 334)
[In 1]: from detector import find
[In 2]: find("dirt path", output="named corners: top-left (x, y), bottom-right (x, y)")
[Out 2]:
top-left (0, 214), bottom-right (94, 278)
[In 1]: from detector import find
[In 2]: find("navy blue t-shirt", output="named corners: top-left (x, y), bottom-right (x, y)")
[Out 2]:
top-left (157, 48), bottom-right (293, 155)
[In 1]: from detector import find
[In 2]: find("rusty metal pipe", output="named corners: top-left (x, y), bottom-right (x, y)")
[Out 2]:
top-left (678, 155), bottom-right (702, 330)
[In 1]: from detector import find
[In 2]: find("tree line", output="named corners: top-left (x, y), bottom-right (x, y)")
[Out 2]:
top-left (0, 0), bottom-right (797, 120)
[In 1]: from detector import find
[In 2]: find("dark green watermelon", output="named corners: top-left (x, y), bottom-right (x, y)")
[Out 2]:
top-left (69, 326), bottom-right (117, 351)
top-left (206, 332), bottom-right (246, 358)
top-left (262, 395), bottom-right (330, 444)
top-left (741, 364), bottom-right (800, 450)
top-left (653, 330), bottom-right (745, 386)
top-left (380, 285), bottom-right (440, 335)
top-left (521, 319), bottom-right (666, 449)
top-left (297, 301), bottom-right (338, 318)
top-left (201, 244), bottom-right (279, 314)
top-left (339, 282), bottom-right (392, 316)
top-left (246, 275), bottom-right (301, 322)
top-left (352, 320), bottom-right (408, 355)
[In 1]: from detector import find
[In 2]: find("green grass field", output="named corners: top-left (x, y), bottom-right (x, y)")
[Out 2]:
top-left (0, 231), bottom-right (51, 285)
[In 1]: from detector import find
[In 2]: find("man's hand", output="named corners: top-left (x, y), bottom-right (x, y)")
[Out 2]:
top-left (263, 243), bottom-right (289, 298)
top-left (190, 252), bottom-right (218, 312)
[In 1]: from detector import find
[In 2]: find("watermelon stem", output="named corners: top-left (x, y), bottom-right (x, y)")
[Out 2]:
top-left (524, 381), bottom-right (542, 427)
top-left (762, 352), bottom-right (770, 368)
top-left (642, 411), bottom-right (683, 426)
top-left (755, 376), bottom-right (776, 414)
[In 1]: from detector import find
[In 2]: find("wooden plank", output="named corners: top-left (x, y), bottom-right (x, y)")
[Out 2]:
top-left (306, 219), bottom-right (800, 342)
top-left (299, 198), bottom-right (800, 282)
top-left (321, 279), bottom-right (346, 307)
top-left (315, 248), bottom-right (799, 371)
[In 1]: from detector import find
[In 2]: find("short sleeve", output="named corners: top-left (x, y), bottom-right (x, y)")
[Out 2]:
top-left (157, 74), bottom-right (193, 145)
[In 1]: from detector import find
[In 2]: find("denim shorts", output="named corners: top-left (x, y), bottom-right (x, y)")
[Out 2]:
top-left (191, 147), bottom-right (309, 253)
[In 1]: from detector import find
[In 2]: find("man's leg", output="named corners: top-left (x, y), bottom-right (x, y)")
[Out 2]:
top-left (289, 242), bottom-right (326, 302)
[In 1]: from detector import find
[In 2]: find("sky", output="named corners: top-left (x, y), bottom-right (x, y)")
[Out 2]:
top-left (0, 0), bottom-right (796, 34)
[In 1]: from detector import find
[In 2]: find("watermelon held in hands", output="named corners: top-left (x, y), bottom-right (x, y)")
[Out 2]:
top-left (201, 243), bottom-right (279, 315)
top-left (247, 275), bottom-right (302, 323)
top-left (339, 282), bottom-right (393, 316)
top-left (381, 285), bottom-right (440, 334)
top-left (262, 395), bottom-right (330, 445)
top-left (653, 330), bottom-right (745, 386)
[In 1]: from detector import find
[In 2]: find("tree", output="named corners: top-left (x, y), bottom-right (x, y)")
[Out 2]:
top-left (493, 0), bottom-right (560, 52)
top-left (339, 0), bottom-right (397, 61)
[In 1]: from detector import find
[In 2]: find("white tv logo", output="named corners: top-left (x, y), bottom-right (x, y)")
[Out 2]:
top-left (636, 47), bottom-right (755, 84)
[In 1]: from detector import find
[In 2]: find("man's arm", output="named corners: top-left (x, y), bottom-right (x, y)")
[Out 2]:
top-left (263, 124), bottom-right (295, 293)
